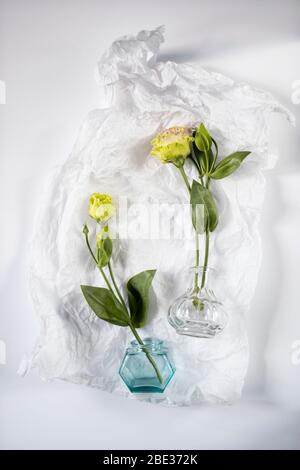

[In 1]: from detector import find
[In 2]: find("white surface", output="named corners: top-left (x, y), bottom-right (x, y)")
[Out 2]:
top-left (1, 0), bottom-right (300, 449)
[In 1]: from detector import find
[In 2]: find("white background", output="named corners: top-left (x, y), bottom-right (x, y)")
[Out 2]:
top-left (1, 0), bottom-right (300, 450)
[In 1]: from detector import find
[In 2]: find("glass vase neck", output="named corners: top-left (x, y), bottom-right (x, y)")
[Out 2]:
top-left (189, 266), bottom-right (214, 290)
top-left (128, 337), bottom-right (164, 354)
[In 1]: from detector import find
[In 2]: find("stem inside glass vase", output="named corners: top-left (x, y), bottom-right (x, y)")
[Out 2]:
top-left (178, 165), bottom-right (201, 293)
top-left (200, 228), bottom-right (210, 289)
top-left (194, 232), bottom-right (200, 292)
top-left (128, 325), bottom-right (163, 384)
top-left (200, 177), bottom-right (210, 291)
top-left (177, 164), bottom-right (212, 297)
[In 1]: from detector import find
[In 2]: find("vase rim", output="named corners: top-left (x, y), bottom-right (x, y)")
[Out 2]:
top-left (129, 337), bottom-right (164, 353)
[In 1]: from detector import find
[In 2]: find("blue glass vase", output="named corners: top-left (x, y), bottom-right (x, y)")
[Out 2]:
top-left (119, 337), bottom-right (175, 393)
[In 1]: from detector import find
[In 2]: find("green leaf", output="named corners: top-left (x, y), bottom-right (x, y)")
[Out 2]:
top-left (191, 144), bottom-right (205, 174)
top-left (97, 237), bottom-right (113, 267)
top-left (190, 180), bottom-right (218, 233)
top-left (207, 148), bottom-right (215, 171)
top-left (81, 285), bottom-right (129, 326)
top-left (126, 270), bottom-right (156, 328)
top-left (203, 188), bottom-right (218, 232)
top-left (210, 151), bottom-right (251, 180)
top-left (194, 123), bottom-right (212, 154)
top-left (189, 144), bottom-right (203, 175)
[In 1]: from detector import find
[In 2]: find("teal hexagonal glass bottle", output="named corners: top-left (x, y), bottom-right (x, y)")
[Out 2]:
top-left (119, 337), bottom-right (175, 393)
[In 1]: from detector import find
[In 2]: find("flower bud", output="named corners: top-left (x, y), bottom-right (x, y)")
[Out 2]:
top-left (194, 123), bottom-right (212, 153)
top-left (96, 225), bottom-right (109, 249)
top-left (82, 224), bottom-right (89, 236)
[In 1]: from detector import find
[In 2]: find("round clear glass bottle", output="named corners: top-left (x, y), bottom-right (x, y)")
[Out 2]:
top-left (168, 267), bottom-right (228, 338)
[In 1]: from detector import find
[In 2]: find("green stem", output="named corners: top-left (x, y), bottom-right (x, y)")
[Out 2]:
top-left (107, 260), bottom-right (163, 385)
top-left (178, 165), bottom-right (201, 293)
top-left (178, 165), bottom-right (191, 193)
top-left (84, 232), bottom-right (115, 294)
top-left (84, 232), bottom-right (98, 265)
top-left (201, 228), bottom-right (210, 289)
top-left (194, 232), bottom-right (200, 293)
top-left (84, 229), bottom-right (162, 383)
top-left (99, 265), bottom-right (115, 293)
top-left (200, 177), bottom-right (210, 289)
top-left (108, 261), bottom-right (128, 312)
top-left (129, 324), bottom-right (163, 384)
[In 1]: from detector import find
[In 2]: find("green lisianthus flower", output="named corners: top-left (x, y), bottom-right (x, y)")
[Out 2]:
top-left (150, 127), bottom-right (193, 167)
top-left (88, 193), bottom-right (115, 223)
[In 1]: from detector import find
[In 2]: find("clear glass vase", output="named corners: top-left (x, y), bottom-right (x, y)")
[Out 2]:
top-left (168, 267), bottom-right (228, 338)
top-left (119, 337), bottom-right (175, 393)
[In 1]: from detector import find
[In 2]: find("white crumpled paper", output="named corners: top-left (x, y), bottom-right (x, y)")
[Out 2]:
top-left (27, 27), bottom-right (291, 406)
